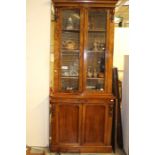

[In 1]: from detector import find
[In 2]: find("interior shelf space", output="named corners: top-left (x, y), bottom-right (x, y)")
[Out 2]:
top-left (61, 49), bottom-right (80, 53)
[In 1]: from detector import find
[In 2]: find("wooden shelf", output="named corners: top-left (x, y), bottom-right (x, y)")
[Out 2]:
top-left (87, 77), bottom-right (104, 80)
top-left (62, 29), bottom-right (80, 32)
top-left (88, 29), bottom-right (106, 32)
top-left (61, 49), bottom-right (80, 53)
top-left (61, 76), bottom-right (79, 79)
top-left (87, 50), bottom-right (105, 53)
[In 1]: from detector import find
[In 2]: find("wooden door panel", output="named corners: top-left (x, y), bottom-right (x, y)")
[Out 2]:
top-left (58, 104), bottom-right (81, 144)
top-left (83, 104), bottom-right (106, 144)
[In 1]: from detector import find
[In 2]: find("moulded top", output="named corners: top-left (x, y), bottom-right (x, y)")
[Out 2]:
top-left (52, 0), bottom-right (118, 4)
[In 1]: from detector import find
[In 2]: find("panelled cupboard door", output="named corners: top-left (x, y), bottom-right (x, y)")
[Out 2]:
top-left (82, 104), bottom-right (107, 145)
top-left (56, 103), bottom-right (82, 144)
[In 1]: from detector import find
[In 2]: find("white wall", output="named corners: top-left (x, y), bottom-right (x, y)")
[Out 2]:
top-left (26, 0), bottom-right (51, 146)
top-left (113, 28), bottom-right (129, 154)
top-left (122, 55), bottom-right (129, 155)
top-left (113, 28), bottom-right (129, 81)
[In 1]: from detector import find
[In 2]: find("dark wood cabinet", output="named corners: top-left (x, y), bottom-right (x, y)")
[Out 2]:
top-left (50, 0), bottom-right (118, 153)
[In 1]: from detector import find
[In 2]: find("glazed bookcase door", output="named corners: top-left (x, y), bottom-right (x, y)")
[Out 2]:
top-left (84, 9), bottom-right (108, 92)
top-left (58, 9), bottom-right (82, 92)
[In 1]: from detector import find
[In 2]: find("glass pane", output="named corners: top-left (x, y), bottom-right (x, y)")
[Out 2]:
top-left (86, 10), bottom-right (107, 91)
top-left (60, 10), bottom-right (80, 92)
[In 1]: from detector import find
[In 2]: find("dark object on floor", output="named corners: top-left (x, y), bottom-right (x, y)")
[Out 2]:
top-left (112, 68), bottom-right (123, 152)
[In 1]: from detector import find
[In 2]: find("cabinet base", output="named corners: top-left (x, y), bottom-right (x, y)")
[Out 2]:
top-left (50, 145), bottom-right (112, 153)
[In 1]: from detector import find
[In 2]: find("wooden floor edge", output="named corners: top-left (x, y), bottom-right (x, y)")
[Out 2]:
top-left (50, 145), bottom-right (112, 153)
top-left (26, 146), bottom-right (46, 155)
